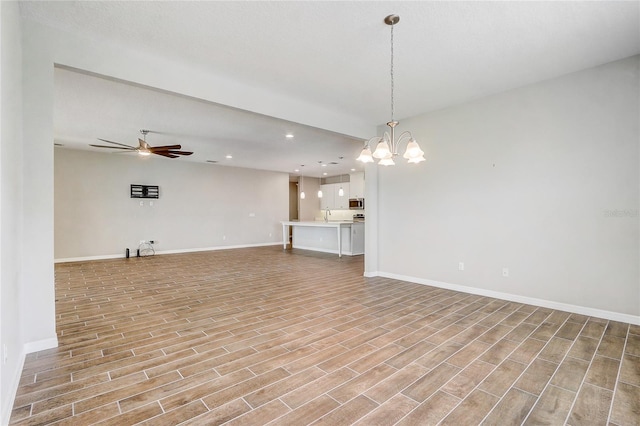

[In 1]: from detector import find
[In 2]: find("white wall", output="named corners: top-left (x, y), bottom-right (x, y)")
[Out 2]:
top-left (371, 56), bottom-right (639, 322)
top-left (298, 177), bottom-right (320, 221)
top-left (1, 2), bottom-right (25, 423)
top-left (20, 12), bottom-right (58, 358)
top-left (55, 149), bottom-right (288, 259)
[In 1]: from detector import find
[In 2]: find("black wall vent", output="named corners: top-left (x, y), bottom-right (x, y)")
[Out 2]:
top-left (131, 184), bottom-right (159, 199)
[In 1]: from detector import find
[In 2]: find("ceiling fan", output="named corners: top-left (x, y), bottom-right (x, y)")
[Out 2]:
top-left (90, 129), bottom-right (193, 159)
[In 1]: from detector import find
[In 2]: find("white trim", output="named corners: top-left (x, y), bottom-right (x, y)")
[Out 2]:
top-left (363, 271), bottom-right (379, 278)
top-left (2, 350), bottom-right (25, 426)
top-left (373, 271), bottom-right (640, 325)
top-left (54, 242), bottom-right (284, 263)
top-left (156, 242), bottom-right (283, 255)
top-left (292, 245), bottom-right (355, 256)
top-left (23, 337), bottom-right (58, 354)
top-left (54, 253), bottom-right (123, 263)
top-left (4, 341), bottom-right (58, 423)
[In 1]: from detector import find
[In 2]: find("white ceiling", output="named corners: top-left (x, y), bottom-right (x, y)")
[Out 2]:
top-left (21, 1), bottom-right (640, 176)
top-left (53, 67), bottom-right (363, 176)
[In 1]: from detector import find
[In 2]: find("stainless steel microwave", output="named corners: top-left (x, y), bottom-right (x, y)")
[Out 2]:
top-left (349, 198), bottom-right (364, 210)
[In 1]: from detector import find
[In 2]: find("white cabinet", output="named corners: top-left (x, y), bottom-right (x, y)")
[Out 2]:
top-left (351, 222), bottom-right (364, 255)
top-left (319, 183), bottom-right (350, 210)
top-left (319, 184), bottom-right (335, 210)
top-left (334, 182), bottom-right (349, 209)
top-left (349, 172), bottom-right (365, 199)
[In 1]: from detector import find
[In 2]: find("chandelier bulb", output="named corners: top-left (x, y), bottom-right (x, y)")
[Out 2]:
top-left (357, 147), bottom-right (374, 163)
top-left (372, 140), bottom-right (391, 159)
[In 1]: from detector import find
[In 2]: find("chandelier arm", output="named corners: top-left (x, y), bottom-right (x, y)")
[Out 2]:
top-left (390, 131), bottom-right (415, 156)
top-left (364, 136), bottom-right (382, 148)
top-left (396, 131), bottom-right (414, 145)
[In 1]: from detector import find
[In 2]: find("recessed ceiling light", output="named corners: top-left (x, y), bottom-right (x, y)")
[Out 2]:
top-left (294, 169), bottom-right (299, 172)
top-left (225, 155), bottom-right (233, 159)
top-left (323, 172), bottom-right (328, 176)
top-left (350, 168), bottom-right (356, 172)
top-left (206, 160), bottom-right (218, 163)
top-left (321, 164), bottom-right (327, 167)
top-left (285, 134), bottom-right (294, 139)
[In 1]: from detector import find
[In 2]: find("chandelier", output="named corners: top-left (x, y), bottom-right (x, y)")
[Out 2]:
top-left (357, 15), bottom-right (425, 166)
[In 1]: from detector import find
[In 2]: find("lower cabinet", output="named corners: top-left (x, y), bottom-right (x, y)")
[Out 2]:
top-left (290, 222), bottom-right (364, 256)
top-left (351, 223), bottom-right (364, 255)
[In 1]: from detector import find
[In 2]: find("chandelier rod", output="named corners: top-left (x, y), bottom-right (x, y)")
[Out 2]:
top-left (390, 19), bottom-right (395, 122)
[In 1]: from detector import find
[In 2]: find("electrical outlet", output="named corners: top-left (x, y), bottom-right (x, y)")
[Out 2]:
top-left (249, 213), bottom-right (256, 217)
top-left (502, 268), bottom-right (509, 277)
top-left (458, 262), bottom-right (464, 271)
top-left (269, 233), bottom-right (272, 237)
top-left (3, 344), bottom-right (8, 364)
top-left (222, 235), bottom-right (226, 241)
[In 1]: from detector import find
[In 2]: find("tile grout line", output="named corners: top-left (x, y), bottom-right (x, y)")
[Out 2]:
top-left (475, 312), bottom-right (576, 425)
top-left (605, 324), bottom-right (630, 425)
top-left (561, 320), bottom-right (613, 425)
top-left (393, 303), bottom-right (539, 424)
top-left (519, 317), bottom-right (597, 426)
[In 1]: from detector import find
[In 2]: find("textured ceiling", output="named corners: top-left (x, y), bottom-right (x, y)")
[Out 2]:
top-left (53, 67), bottom-right (363, 176)
top-left (21, 1), bottom-right (640, 175)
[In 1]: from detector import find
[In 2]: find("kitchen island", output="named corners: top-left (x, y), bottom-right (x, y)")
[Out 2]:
top-left (281, 221), bottom-right (364, 257)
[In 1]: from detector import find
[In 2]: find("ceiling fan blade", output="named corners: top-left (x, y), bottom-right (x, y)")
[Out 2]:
top-left (89, 144), bottom-right (135, 150)
top-left (150, 145), bottom-right (182, 152)
top-left (153, 151), bottom-right (179, 159)
top-left (164, 150), bottom-right (193, 156)
top-left (97, 139), bottom-right (136, 149)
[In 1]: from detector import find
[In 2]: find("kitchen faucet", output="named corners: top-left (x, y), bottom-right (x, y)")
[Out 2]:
top-left (324, 207), bottom-right (331, 222)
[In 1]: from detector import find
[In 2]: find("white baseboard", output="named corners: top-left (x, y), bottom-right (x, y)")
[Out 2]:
top-left (2, 339), bottom-right (58, 423)
top-left (292, 245), bottom-right (356, 256)
top-left (1, 350), bottom-right (25, 426)
top-left (372, 271), bottom-right (640, 326)
top-left (54, 253), bottom-right (123, 263)
top-left (24, 337), bottom-right (58, 354)
top-left (54, 242), bottom-right (284, 263)
top-left (156, 242), bottom-right (283, 256)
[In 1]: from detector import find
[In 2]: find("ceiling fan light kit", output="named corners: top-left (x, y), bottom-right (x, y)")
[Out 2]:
top-left (357, 15), bottom-right (426, 166)
top-left (90, 129), bottom-right (194, 159)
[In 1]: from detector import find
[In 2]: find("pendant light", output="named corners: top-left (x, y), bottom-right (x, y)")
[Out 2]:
top-left (299, 165), bottom-right (306, 199)
top-left (317, 161), bottom-right (323, 198)
top-left (338, 174), bottom-right (345, 197)
top-left (357, 15), bottom-right (426, 165)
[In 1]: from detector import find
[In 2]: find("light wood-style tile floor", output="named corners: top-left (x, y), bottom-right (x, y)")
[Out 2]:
top-left (10, 246), bottom-right (640, 425)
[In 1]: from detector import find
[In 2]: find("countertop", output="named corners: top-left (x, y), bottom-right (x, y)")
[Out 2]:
top-left (281, 220), bottom-right (355, 227)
